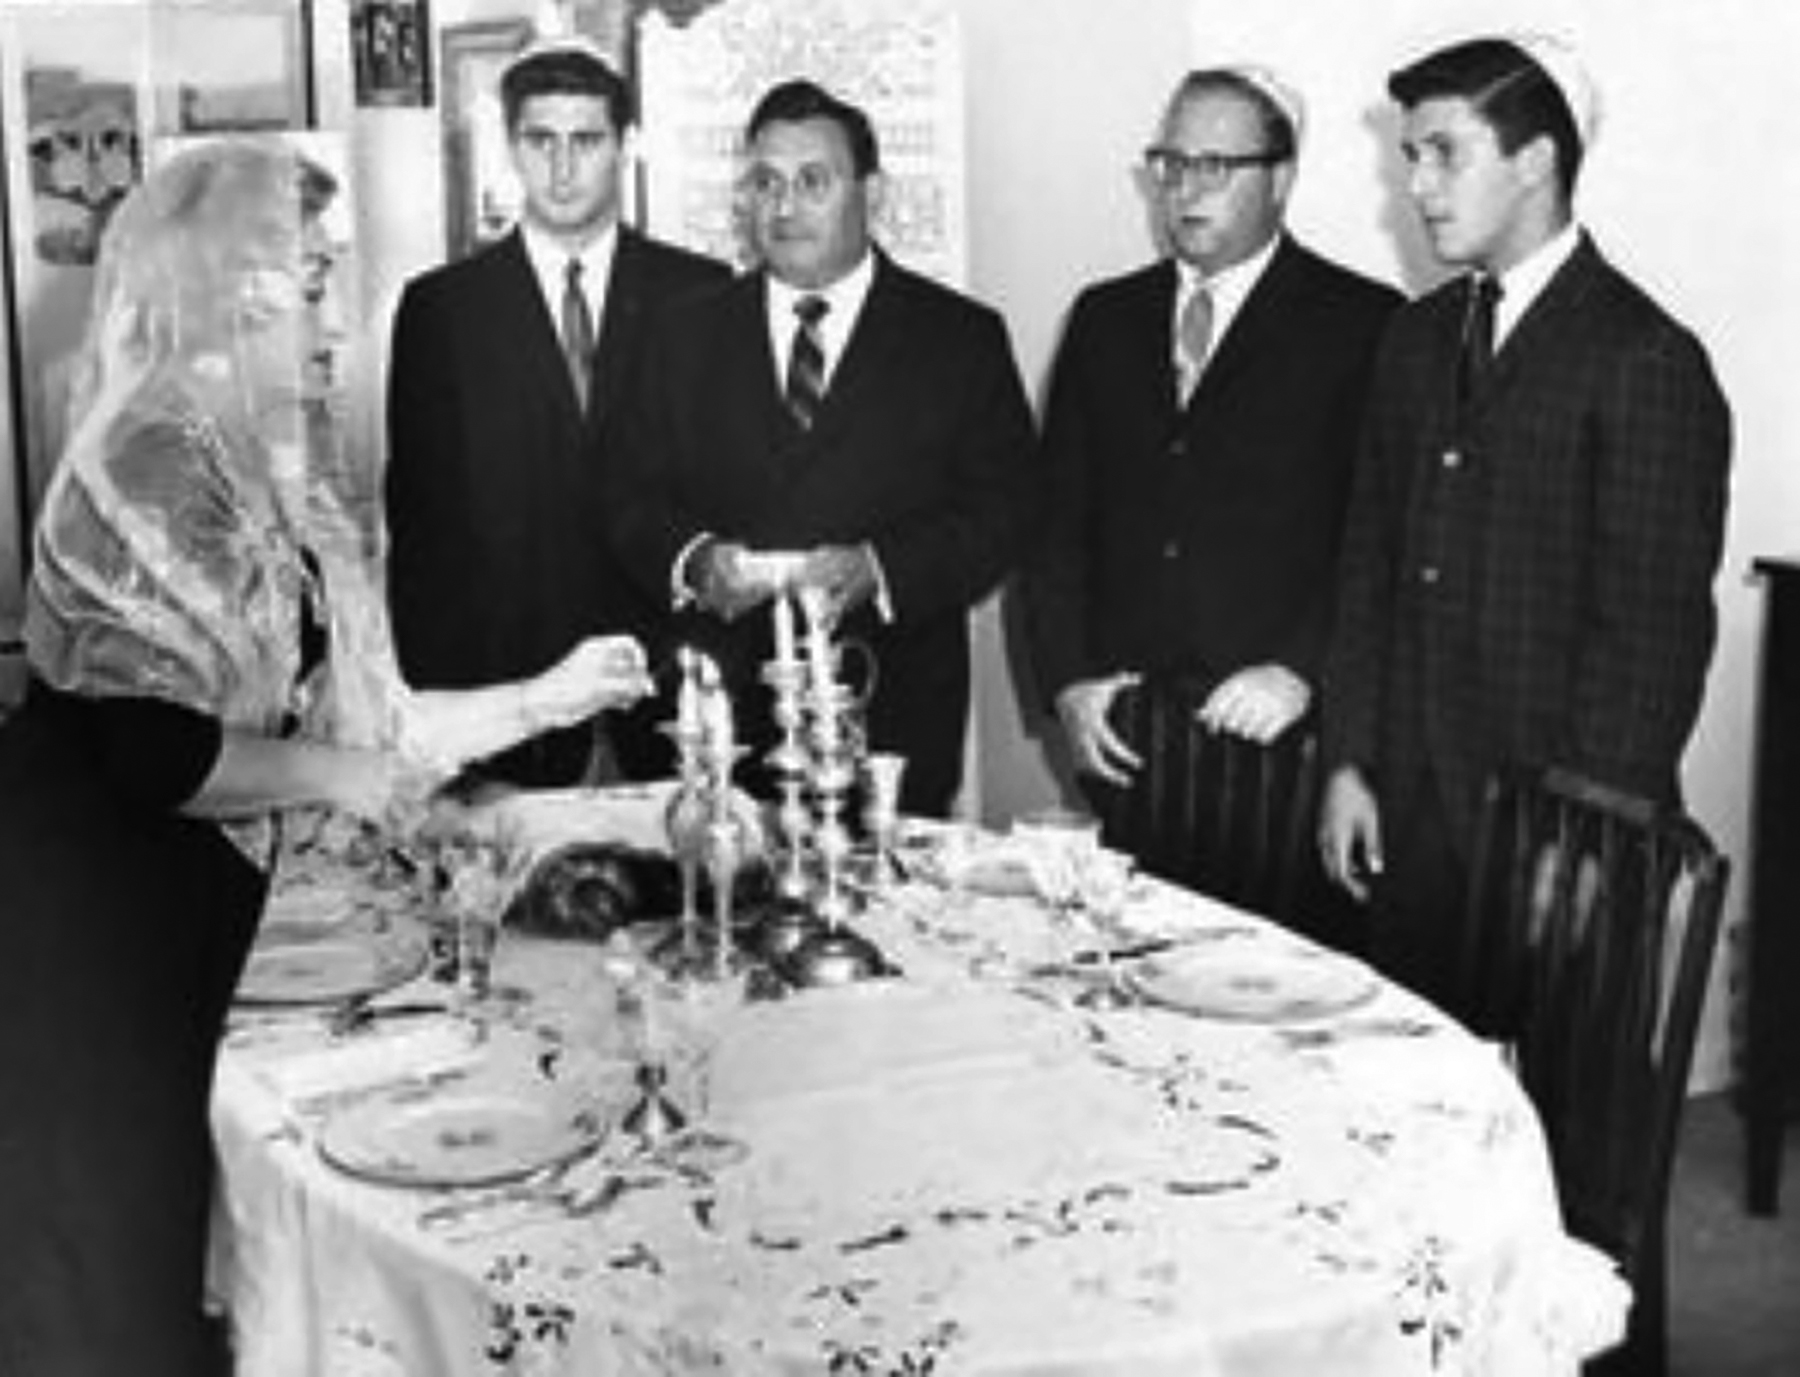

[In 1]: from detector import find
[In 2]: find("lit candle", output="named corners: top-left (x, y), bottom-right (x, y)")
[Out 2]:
top-left (772, 591), bottom-right (798, 667)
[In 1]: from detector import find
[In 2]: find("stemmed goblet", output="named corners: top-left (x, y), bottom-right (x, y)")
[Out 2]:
top-left (1066, 845), bottom-right (1140, 1009)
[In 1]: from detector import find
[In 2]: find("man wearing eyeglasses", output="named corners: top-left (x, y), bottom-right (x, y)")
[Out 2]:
top-left (1023, 67), bottom-right (1399, 932)
top-left (385, 37), bottom-right (727, 793)
top-left (1317, 37), bottom-right (1730, 1019)
top-left (607, 79), bottom-right (1036, 817)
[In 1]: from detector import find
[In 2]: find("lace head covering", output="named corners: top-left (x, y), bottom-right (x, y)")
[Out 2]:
top-left (24, 137), bottom-right (406, 748)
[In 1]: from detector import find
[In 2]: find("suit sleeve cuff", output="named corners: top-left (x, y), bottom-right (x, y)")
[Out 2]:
top-left (671, 532), bottom-right (713, 610)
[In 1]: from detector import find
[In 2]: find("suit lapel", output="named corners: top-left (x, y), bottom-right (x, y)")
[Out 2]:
top-left (591, 228), bottom-right (646, 431)
top-left (1471, 234), bottom-right (1606, 416)
top-left (490, 230), bottom-right (583, 424)
top-left (728, 274), bottom-right (790, 479)
top-left (1129, 260), bottom-right (1184, 419)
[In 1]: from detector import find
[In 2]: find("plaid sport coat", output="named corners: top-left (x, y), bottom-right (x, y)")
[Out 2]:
top-left (1321, 232), bottom-right (1731, 850)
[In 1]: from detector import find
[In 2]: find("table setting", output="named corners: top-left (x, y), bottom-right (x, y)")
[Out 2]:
top-left (206, 592), bottom-right (1630, 1376)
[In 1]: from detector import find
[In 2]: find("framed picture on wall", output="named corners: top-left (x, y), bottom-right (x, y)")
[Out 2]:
top-left (149, 0), bottom-right (314, 134)
top-left (440, 18), bottom-right (529, 260)
top-left (352, 0), bottom-right (432, 108)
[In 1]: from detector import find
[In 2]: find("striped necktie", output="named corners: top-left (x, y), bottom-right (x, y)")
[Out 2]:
top-left (784, 294), bottom-right (829, 430)
top-left (561, 257), bottom-right (595, 412)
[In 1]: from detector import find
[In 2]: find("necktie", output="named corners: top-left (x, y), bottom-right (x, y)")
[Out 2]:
top-left (1177, 281), bottom-right (1214, 404)
top-left (784, 295), bottom-right (829, 431)
top-left (561, 257), bottom-right (595, 412)
top-left (1458, 274), bottom-right (1502, 410)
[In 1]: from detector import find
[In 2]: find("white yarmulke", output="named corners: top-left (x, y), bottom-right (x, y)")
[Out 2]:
top-left (505, 0), bottom-right (616, 74)
top-left (1512, 32), bottom-right (1601, 149)
top-left (1225, 62), bottom-right (1307, 148)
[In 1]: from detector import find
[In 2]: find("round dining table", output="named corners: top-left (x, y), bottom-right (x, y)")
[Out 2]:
top-left (207, 784), bottom-right (1626, 1376)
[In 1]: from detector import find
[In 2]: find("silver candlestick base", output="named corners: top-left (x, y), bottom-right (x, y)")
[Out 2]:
top-left (620, 1061), bottom-right (688, 1146)
top-left (785, 923), bottom-right (886, 987)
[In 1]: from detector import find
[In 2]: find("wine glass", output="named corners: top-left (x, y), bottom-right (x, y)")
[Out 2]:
top-left (1014, 805), bottom-right (1104, 915)
top-left (437, 821), bottom-right (528, 1028)
top-left (862, 751), bottom-right (907, 894)
top-left (1067, 846), bottom-right (1139, 1010)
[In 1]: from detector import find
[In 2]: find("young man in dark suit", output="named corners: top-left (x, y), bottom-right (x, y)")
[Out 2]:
top-left (384, 38), bottom-right (728, 789)
top-left (1023, 67), bottom-right (1400, 926)
top-left (606, 79), bottom-right (1036, 818)
top-left (1318, 36), bottom-right (1731, 1016)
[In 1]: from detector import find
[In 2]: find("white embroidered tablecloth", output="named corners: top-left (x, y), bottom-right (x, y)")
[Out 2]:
top-left (208, 789), bottom-right (1627, 1376)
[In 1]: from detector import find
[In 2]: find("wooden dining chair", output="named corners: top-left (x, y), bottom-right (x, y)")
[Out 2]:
top-left (1096, 677), bottom-right (1340, 934)
top-left (1458, 766), bottom-right (1731, 1377)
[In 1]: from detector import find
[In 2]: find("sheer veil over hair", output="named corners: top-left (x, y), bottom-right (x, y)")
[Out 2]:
top-left (24, 139), bottom-right (411, 755)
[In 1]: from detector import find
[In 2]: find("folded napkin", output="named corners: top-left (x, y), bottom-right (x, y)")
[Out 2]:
top-left (250, 1021), bottom-right (482, 1109)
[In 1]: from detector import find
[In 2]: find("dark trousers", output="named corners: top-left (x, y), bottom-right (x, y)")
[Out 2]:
top-left (1367, 770), bottom-right (1476, 1024)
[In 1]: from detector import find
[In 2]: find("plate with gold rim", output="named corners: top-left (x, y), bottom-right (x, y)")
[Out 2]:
top-left (317, 1087), bottom-right (608, 1187)
top-left (236, 924), bottom-right (428, 1007)
top-left (1127, 945), bottom-right (1379, 1023)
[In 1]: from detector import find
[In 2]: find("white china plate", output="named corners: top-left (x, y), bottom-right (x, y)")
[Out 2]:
top-left (236, 926), bottom-right (427, 1007)
top-left (1128, 946), bottom-right (1379, 1023)
top-left (318, 1088), bottom-right (606, 1187)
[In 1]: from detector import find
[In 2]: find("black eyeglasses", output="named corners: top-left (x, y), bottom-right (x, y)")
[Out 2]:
top-left (1143, 146), bottom-right (1287, 192)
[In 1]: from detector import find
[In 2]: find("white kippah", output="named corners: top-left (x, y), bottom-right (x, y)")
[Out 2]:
top-left (1225, 62), bottom-right (1307, 148)
top-left (1511, 32), bottom-right (1601, 149)
top-left (505, 0), bottom-right (616, 75)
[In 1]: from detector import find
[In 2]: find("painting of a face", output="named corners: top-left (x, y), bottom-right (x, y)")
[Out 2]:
top-left (27, 84), bottom-right (141, 266)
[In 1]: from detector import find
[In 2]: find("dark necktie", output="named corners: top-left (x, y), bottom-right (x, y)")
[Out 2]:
top-left (1177, 280), bottom-right (1214, 405)
top-left (1458, 274), bottom-right (1502, 409)
top-left (561, 257), bottom-right (595, 412)
top-left (784, 294), bottom-right (829, 430)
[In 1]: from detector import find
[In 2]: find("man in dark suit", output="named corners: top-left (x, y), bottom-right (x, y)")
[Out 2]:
top-left (385, 38), bottom-right (727, 789)
top-left (607, 79), bottom-right (1036, 818)
top-left (1023, 67), bottom-right (1400, 924)
top-left (1318, 36), bottom-right (1731, 1015)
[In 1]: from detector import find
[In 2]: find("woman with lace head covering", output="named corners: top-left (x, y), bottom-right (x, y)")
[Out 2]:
top-left (0, 138), bottom-right (652, 1372)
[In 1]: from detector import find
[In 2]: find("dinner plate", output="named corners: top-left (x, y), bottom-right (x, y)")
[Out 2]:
top-left (317, 1087), bottom-right (607, 1187)
top-left (236, 926), bottom-right (427, 1007)
top-left (1128, 945), bottom-right (1379, 1022)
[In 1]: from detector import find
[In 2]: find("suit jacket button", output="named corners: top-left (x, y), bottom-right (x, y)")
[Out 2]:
top-left (1168, 438), bottom-right (1186, 458)
top-left (1419, 565), bottom-right (1441, 585)
top-left (1442, 449), bottom-right (1462, 469)
top-left (1162, 541), bottom-right (1180, 560)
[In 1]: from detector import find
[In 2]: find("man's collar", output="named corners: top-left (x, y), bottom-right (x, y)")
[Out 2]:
top-left (768, 249), bottom-right (878, 317)
top-left (1176, 232), bottom-right (1282, 298)
top-left (519, 220), bottom-right (620, 277)
top-left (1494, 220), bottom-right (1580, 302)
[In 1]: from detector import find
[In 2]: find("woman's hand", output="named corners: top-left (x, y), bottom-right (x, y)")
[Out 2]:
top-left (526, 635), bottom-right (656, 731)
top-left (329, 747), bottom-right (446, 830)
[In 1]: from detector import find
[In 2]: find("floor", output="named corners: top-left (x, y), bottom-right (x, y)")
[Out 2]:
top-left (1666, 1093), bottom-right (1800, 1375)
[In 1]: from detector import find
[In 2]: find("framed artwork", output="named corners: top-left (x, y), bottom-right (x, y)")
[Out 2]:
top-left (352, 0), bottom-right (432, 109)
top-left (149, 0), bottom-right (314, 134)
top-left (440, 18), bottom-right (529, 259)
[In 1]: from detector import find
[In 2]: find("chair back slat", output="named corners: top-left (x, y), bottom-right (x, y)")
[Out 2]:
top-left (1101, 677), bottom-right (1324, 926)
top-left (1458, 766), bottom-right (1729, 1372)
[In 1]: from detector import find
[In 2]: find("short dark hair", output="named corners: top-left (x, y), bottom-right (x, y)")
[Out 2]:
top-left (744, 79), bottom-right (880, 178)
top-left (500, 46), bottom-right (635, 135)
top-left (1388, 37), bottom-right (1583, 197)
top-left (1165, 69), bottom-right (1298, 163)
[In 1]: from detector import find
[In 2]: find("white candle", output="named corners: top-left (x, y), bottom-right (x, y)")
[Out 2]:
top-left (676, 647), bottom-right (702, 736)
top-left (799, 586), bottom-right (832, 684)
top-left (772, 591), bottom-right (798, 666)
